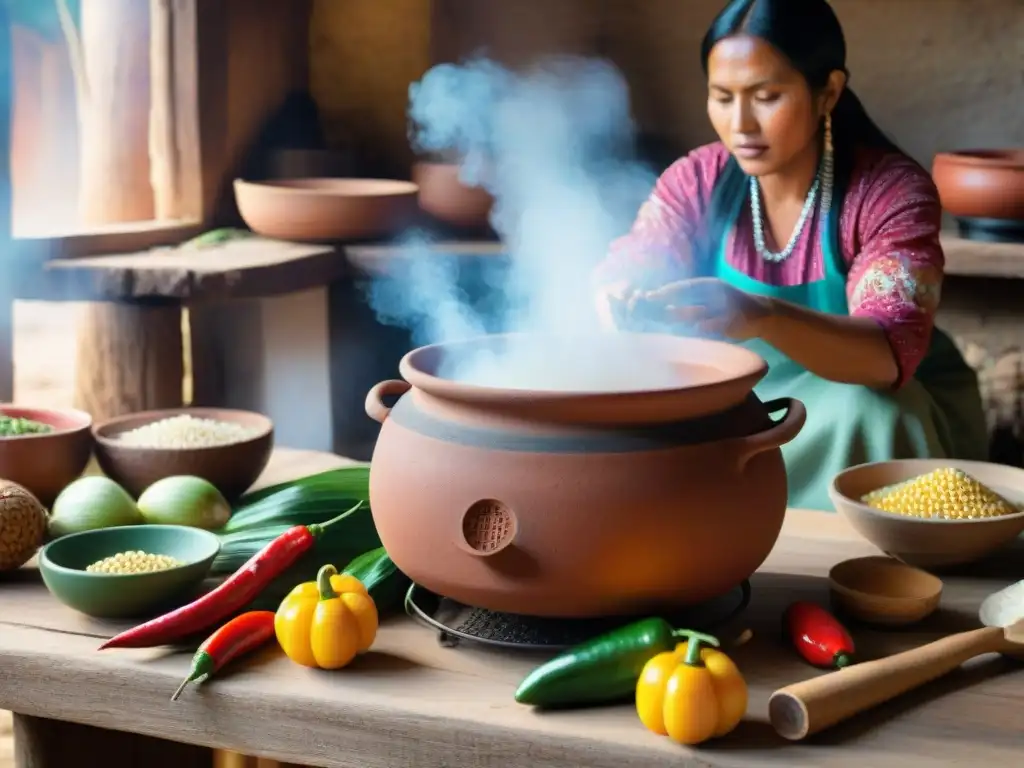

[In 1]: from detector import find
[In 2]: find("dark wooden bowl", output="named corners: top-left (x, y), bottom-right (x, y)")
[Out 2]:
top-left (0, 405), bottom-right (94, 507)
top-left (92, 407), bottom-right (274, 501)
top-left (932, 149), bottom-right (1024, 220)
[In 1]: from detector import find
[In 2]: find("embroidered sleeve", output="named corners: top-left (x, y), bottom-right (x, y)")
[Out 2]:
top-left (592, 146), bottom-right (721, 290)
top-left (846, 159), bottom-right (944, 388)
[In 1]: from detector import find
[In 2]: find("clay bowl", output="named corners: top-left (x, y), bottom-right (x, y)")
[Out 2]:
top-left (234, 177), bottom-right (419, 242)
top-left (829, 556), bottom-right (943, 626)
top-left (932, 149), bottom-right (1024, 221)
top-left (39, 524), bottom-right (220, 619)
top-left (92, 407), bottom-right (273, 501)
top-left (412, 161), bottom-right (494, 228)
top-left (0, 404), bottom-right (94, 507)
top-left (830, 458), bottom-right (1024, 569)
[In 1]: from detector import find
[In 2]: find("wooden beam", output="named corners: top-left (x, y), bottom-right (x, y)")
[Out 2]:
top-left (78, 0), bottom-right (154, 225)
top-left (150, 0), bottom-right (222, 223)
top-left (73, 0), bottom-right (185, 421)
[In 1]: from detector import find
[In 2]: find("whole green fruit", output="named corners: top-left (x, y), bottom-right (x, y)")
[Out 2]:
top-left (137, 476), bottom-right (231, 530)
top-left (49, 476), bottom-right (142, 538)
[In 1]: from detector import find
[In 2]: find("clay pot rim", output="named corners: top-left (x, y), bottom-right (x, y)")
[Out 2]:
top-left (0, 403), bottom-right (93, 438)
top-left (398, 332), bottom-right (769, 401)
top-left (92, 406), bottom-right (274, 452)
top-left (831, 458), bottom-right (1024, 526)
top-left (233, 177), bottom-right (419, 198)
top-left (933, 149), bottom-right (1024, 170)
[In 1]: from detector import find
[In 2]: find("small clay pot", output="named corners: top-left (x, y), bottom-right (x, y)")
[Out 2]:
top-left (234, 178), bottom-right (419, 242)
top-left (931, 149), bottom-right (1024, 220)
top-left (364, 332), bottom-right (806, 618)
top-left (412, 162), bottom-right (494, 228)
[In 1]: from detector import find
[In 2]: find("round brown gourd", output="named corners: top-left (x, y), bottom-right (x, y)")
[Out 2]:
top-left (0, 480), bottom-right (48, 571)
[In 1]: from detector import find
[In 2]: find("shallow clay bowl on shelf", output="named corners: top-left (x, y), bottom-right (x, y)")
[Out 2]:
top-left (412, 161), bottom-right (494, 228)
top-left (92, 407), bottom-right (273, 501)
top-left (932, 149), bottom-right (1024, 221)
top-left (830, 458), bottom-right (1024, 569)
top-left (0, 404), bottom-right (94, 507)
top-left (234, 177), bottom-right (419, 242)
top-left (39, 525), bottom-right (220, 619)
top-left (829, 556), bottom-right (943, 626)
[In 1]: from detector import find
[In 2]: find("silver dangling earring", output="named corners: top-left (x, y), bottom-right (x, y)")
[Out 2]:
top-left (820, 112), bottom-right (834, 215)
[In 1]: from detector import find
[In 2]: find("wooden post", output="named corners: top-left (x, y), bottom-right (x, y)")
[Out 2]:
top-left (72, 0), bottom-right (185, 420)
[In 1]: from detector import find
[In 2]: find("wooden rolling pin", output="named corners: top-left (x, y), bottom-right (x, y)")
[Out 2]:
top-left (768, 619), bottom-right (1023, 740)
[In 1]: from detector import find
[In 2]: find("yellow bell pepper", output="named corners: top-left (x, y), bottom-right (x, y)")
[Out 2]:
top-left (275, 564), bottom-right (379, 669)
top-left (635, 630), bottom-right (747, 746)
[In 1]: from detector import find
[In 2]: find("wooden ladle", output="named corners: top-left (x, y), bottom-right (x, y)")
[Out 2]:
top-left (769, 586), bottom-right (1024, 740)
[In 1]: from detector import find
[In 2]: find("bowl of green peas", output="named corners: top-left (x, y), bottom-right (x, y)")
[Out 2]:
top-left (0, 404), bottom-right (94, 507)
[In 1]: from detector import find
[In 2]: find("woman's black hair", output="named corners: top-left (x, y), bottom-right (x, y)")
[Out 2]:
top-left (697, 0), bottom-right (906, 266)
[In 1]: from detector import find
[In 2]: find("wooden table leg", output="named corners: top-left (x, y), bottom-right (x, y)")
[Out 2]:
top-left (72, 302), bottom-right (185, 421)
top-left (213, 750), bottom-right (307, 768)
top-left (13, 713), bottom-right (211, 768)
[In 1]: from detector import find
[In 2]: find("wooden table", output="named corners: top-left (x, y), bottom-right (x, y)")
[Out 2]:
top-left (1, 449), bottom-right (1023, 767)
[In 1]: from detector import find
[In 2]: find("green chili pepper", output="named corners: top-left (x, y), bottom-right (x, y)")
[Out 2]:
top-left (514, 617), bottom-right (692, 708)
top-left (341, 547), bottom-right (411, 617)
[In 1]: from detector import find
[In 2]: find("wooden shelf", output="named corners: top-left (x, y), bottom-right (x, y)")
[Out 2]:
top-left (15, 237), bottom-right (345, 302)
top-left (941, 232), bottom-right (1024, 279)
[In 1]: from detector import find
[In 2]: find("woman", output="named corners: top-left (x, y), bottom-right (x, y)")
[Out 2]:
top-left (593, 0), bottom-right (987, 511)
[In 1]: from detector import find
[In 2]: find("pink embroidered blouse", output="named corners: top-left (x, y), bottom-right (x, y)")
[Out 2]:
top-left (594, 142), bottom-right (945, 387)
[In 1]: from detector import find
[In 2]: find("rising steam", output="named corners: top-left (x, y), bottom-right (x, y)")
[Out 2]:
top-left (364, 56), bottom-right (685, 391)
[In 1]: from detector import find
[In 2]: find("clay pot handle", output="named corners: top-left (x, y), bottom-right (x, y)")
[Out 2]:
top-left (364, 380), bottom-right (411, 424)
top-left (735, 397), bottom-right (806, 470)
top-left (768, 625), bottom-right (1009, 740)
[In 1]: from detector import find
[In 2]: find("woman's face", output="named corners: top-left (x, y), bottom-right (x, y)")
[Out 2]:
top-left (706, 35), bottom-right (829, 178)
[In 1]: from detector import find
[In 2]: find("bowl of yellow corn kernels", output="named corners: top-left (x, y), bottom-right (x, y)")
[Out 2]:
top-left (830, 459), bottom-right (1024, 568)
top-left (39, 524), bottom-right (220, 619)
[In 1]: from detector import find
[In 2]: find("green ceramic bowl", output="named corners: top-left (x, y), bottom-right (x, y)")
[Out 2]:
top-left (39, 525), bottom-right (221, 619)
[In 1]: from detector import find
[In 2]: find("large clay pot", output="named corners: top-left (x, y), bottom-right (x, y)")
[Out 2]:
top-left (932, 149), bottom-right (1024, 221)
top-left (365, 333), bottom-right (805, 618)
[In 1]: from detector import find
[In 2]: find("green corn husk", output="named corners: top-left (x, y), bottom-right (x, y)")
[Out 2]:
top-left (241, 546), bottom-right (411, 617)
top-left (221, 466), bottom-right (371, 534)
top-left (211, 466), bottom-right (381, 609)
top-left (236, 466), bottom-right (370, 507)
top-left (340, 546), bottom-right (412, 616)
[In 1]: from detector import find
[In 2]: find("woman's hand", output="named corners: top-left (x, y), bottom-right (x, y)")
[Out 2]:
top-left (640, 277), bottom-right (773, 341)
top-left (593, 280), bottom-right (635, 331)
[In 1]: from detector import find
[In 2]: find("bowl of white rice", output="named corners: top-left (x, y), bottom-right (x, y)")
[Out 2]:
top-left (92, 408), bottom-right (274, 500)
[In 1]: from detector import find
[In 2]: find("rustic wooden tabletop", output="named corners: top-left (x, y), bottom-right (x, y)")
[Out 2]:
top-left (1, 449), bottom-right (1022, 767)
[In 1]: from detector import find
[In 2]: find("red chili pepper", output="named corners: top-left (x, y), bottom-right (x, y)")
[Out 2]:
top-left (784, 601), bottom-right (855, 669)
top-left (170, 610), bottom-right (277, 701)
top-left (98, 501), bottom-right (363, 651)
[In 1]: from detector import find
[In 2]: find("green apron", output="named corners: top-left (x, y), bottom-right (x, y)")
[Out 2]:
top-left (713, 212), bottom-right (989, 511)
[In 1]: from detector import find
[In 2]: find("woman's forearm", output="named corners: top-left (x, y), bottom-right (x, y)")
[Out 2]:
top-left (758, 297), bottom-right (900, 388)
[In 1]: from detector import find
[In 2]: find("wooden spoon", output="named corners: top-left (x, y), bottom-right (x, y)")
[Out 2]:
top-left (768, 618), bottom-right (1024, 740)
